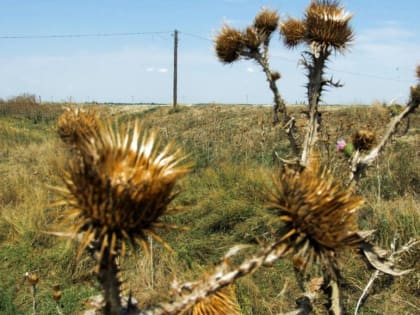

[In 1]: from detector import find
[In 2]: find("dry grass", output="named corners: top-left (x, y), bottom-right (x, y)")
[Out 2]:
top-left (0, 103), bottom-right (418, 314)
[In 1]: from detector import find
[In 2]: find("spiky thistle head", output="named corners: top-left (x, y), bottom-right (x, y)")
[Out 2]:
top-left (304, 0), bottom-right (353, 52)
top-left (53, 118), bottom-right (189, 266)
top-left (180, 286), bottom-right (241, 315)
top-left (268, 160), bottom-right (365, 279)
top-left (254, 8), bottom-right (280, 39)
top-left (416, 65), bottom-right (420, 80)
top-left (243, 26), bottom-right (261, 51)
top-left (280, 18), bottom-right (306, 49)
top-left (215, 26), bottom-right (244, 64)
top-left (352, 129), bottom-right (376, 151)
top-left (57, 108), bottom-right (100, 146)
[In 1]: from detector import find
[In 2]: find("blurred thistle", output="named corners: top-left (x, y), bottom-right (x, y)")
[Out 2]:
top-left (271, 71), bottom-right (281, 81)
top-left (243, 26), bottom-right (261, 52)
top-left (57, 108), bottom-right (100, 146)
top-left (215, 26), bottom-right (244, 64)
top-left (52, 284), bottom-right (62, 302)
top-left (280, 18), bottom-right (306, 49)
top-left (352, 129), bottom-right (376, 151)
top-left (52, 117), bottom-right (189, 314)
top-left (268, 160), bottom-right (365, 280)
top-left (253, 8), bottom-right (280, 42)
top-left (335, 139), bottom-right (346, 152)
top-left (25, 272), bottom-right (39, 315)
top-left (180, 286), bottom-right (241, 315)
top-left (410, 65), bottom-right (420, 104)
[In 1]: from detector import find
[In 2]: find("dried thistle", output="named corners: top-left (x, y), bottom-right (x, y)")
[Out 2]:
top-left (268, 160), bottom-right (365, 279)
top-left (411, 65), bottom-right (420, 103)
top-left (254, 8), bottom-right (279, 38)
top-left (352, 129), bottom-right (376, 151)
top-left (304, 0), bottom-right (353, 51)
top-left (180, 286), bottom-right (241, 315)
top-left (25, 272), bottom-right (39, 285)
top-left (53, 119), bottom-right (189, 265)
top-left (52, 284), bottom-right (62, 302)
top-left (57, 108), bottom-right (99, 146)
top-left (215, 26), bottom-right (244, 64)
top-left (280, 18), bottom-right (306, 48)
top-left (410, 85), bottom-right (420, 104)
top-left (243, 26), bottom-right (261, 51)
top-left (271, 71), bottom-right (281, 81)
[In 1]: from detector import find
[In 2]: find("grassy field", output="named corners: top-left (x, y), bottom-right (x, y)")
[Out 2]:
top-left (0, 102), bottom-right (418, 314)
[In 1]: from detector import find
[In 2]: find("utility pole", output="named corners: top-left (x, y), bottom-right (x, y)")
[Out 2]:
top-left (173, 29), bottom-right (178, 109)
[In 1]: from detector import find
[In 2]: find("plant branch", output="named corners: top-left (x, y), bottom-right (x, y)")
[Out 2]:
top-left (129, 242), bottom-right (289, 315)
top-left (249, 52), bottom-right (299, 154)
top-left (355, 238), bottom-right (419, 315)
top-left (349, 99), bottom-right (419, 183)
top-left (300, 49), bottom-right (330, 166)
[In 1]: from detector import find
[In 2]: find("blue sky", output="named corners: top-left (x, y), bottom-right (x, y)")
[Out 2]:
top-left (0, 0), bottom-right (419, 104)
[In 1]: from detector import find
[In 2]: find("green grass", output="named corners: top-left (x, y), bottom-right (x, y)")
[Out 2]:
top-left (0, 104), bottom-right (418, 314)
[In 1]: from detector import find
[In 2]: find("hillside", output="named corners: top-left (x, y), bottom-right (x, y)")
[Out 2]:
top-left (0, 103), bottom-right (419, 314)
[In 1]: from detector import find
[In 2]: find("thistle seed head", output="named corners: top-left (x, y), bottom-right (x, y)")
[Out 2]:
top-left (57, 108), bottom-right (100, 146)
top-left (54, 118), bottom-right (189, 266)
top-left (243, 26), bottom-right (261, 51)
top-left (271, 71), bottom-right (281, 81)
top-left (280, 18), bottom-right (306, 49)
top-left (215, 26), bottom-right (244, 64)
top-left (304, 0), bottom-right (353, 51)
top-left (352, 129), bottom-right (376, 151)
top-left (25, 273), bottom-right (39, 285)
top-left (180, 286), bottom-right (241, 315)
top-left (254, 8), bottom-right (280, 37)
top-left (410, 85), bottom-right (420, 104)
top-left (268, 159), bottom-right (364, 278)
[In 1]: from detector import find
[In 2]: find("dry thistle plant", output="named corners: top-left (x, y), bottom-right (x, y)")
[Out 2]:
top-left (52, 118), bottom-right (189, 314)
top-left (280, 0), bottom-right (353, 166)
top-left (268, 159), bottom-right (365, 283)
top-left (215, 7), bottom-right (298, 143)
top-left (350, 67), bottom-right (420, 182)
top-left (179, 285), bottom-right (241, 315)
top-left (57, 107), bottom-right (100, 147)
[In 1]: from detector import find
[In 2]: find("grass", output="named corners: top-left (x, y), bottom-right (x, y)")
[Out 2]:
top-left (0, 103), bottom-right (418, 314)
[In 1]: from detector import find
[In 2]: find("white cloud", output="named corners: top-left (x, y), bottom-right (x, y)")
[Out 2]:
top-left (158, 68), bottom-right (168, 73)
top-left (146, 67), bottom-right (155, 72)
top-left (246, 67), bottom-right (255, 73)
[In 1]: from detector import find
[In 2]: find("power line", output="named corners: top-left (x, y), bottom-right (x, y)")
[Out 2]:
top-left (180, 31), bottom-right (213, 42)
top-left (0, 29), bottom-right (413, 83)
top-left (0, 31), bottom-right (172, 39)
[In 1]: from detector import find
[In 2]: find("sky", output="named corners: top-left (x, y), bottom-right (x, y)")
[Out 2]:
top-left (0, 0), bottom-right (419, 105)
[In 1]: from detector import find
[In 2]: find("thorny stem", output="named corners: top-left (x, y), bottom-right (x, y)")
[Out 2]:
top-left (98, 251), bottom-right (122, 315)
top-left (248, 51), bottom-right (299, 154)
top-left (300, 48), bottom-right (330, 166)
top-left (131, 242), bottom-right (289, 315)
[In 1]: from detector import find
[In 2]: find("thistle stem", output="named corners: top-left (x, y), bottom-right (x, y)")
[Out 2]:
top-left (31, 284), bottom-right (38, 315)
top-left (300, 49), bottom-right (330, 166)
top-left (98, 252), bottom-right (122, 315)
top-left (252, 52), bottom-right (299, 154)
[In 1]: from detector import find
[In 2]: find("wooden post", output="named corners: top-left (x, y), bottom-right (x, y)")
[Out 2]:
top-left (173, 29), bottom-right (178, 109)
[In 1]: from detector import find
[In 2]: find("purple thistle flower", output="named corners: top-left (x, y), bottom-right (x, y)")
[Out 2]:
top-left (336, 139), bottom-right (346, 152)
